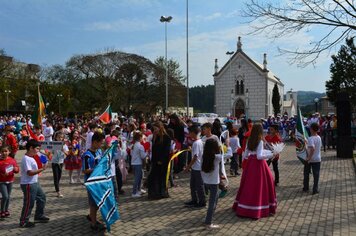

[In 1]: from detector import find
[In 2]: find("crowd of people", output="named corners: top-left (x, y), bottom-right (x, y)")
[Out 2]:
top-left (0, 111), bottom-right (351, 232)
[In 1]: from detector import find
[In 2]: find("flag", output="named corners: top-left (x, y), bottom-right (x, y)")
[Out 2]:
top-left (99, 104), bottom-right (112, 124)
top-left (84, 143), bottom-right (120, 232)
top-left (32, 86), bottom-right (46, 127)
top-left (26, 121), bottom-right (38, 141)
top-left (295, 107), bottom-right (309, 164)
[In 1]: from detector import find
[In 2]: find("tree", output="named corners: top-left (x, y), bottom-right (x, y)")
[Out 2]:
top-left (243, 0), bottom-right (356, 67)
top-left (326, 37), bottom-right (356, 108)
top-left (272, 83), bottom-right (281, 116)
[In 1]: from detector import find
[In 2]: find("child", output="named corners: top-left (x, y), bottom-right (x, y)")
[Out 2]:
top-left (19, 139), bottom-right (49, 228)
top-left (201, 138), bottom-right (232, 229)
top-left (82, 132), bottom-right (105, 231)
top-left (51, 132), bottom-right (69, 198)
top-left (131, 132), bottom-right (147, 198)
top-left (303, 122), bottom-right (322, 195)
top-left (0, 145), bottom-right (19, 220)
top-left (184, 125), bottom-right (206, 208)
top-left (166, 128), bottom-right (179, 188)
top-left (265, 125), bottom-right (282, 186)
top-left (229, 128), bottom-right (241, 176)
top-left (232, 123), bottom-right (277, 219)
top-left (65, 130), bottom-right (82, 184)
top-left (3, 125), bottom-right (18, 158)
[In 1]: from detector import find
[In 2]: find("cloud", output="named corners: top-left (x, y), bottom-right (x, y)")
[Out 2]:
top-left (85, 18), bottom-right (151, 32)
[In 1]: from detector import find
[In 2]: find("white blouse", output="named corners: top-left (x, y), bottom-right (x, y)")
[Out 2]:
top-left (243, 140), bottom-right (273, 160)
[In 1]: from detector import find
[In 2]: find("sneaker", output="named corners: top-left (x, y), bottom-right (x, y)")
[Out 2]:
top-left (131, 193), bottom-right (141, 198)
top-left (34, 216), bottom-right (50, 223)
top-left (57, 192), bottom-right (64, 198)
top-left (184, 200), bottom-right (197, 206)
top-left (0, 212), bottom-right (5, 219)
top-left (193, 203), bottom-right (206, 209)
top-left (140, 189), bottom-right (147, 194)
top-left (302, 188), bottom-right (309, 192)
top-left (4, 211), bottom-right (10, 217)
top-left (312, 190), bottom-right (319, 195)
top-left (219, 190), bottom-right (227, 198)
top-left (20, 222), bottom-right (35, 228)
top-left (90, 222), bottom-right (106, 232)
top-left (205, 224), bottom-right (220, 229)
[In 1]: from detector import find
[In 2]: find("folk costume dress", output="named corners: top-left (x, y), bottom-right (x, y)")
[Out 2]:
top-left (232, 140), bottom-right (277, 219)
top-left (64, 140), bottom-right (81, 171)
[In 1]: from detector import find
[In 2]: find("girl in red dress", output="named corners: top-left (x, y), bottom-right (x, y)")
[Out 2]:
top-left (232, 123), bottom-right (277, 219)
top-left (64, 130), bottom-right (82, 183)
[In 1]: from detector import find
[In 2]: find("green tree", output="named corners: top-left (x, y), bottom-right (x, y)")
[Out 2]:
top-left (326, 37), bottom-right (356, 109)
top-left (272, 83), bottom-right (281, 116)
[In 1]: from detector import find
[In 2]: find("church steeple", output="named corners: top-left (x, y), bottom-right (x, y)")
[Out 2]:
top-left (237, 36), bottom-right (242, 51)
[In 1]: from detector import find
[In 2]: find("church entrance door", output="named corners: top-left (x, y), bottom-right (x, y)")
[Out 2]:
top-left (234, 99), bottom-right (245, 118)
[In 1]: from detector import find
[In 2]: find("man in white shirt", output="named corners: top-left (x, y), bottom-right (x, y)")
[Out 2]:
top-left (85, 123), bottom-right (98, 151)
top-left (185, 125), bottom-right (206, 208)
top-left (19, 140), bottom-right (49, 228)
top-left (303, 122), bottom-right (322, 195)
top-left (43, 120), bottom-right (54, 141)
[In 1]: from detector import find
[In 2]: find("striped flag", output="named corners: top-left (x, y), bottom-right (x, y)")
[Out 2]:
top-left (98, 104), bottom-right (112, 124)
top-left (84, 143), bottom-right (120, 232)
top-left (32, 86), bottom-right (46, 127)
top-left (295, 107), bottom-right (309, 164)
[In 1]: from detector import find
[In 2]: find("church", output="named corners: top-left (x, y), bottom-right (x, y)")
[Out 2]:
top-left (213, 37), bottom-right (284, 120)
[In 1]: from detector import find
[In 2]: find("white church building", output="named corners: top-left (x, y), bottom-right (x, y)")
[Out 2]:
top-left (213, 37), bottom-right (284, 120)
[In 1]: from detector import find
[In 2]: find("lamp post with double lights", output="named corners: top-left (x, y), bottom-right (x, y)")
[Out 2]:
top-left (57, 94), bottom-right (63, 114)
top-left (5, 90), bottom-right (11, 111)
top-left (160, 15), bottom-right (173, 112)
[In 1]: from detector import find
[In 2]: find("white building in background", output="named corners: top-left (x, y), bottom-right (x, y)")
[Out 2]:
top-left (283, 89), bottom-right (298, 116)
top-left (213, 37), bottom-right (284, 120)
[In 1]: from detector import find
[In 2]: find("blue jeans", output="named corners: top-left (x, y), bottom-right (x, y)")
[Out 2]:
top-left (0, 182), bottom-right (13, 212)
top-left (20, 183), bottom-right (46, 225)
top-left (303, 162), bottom-right (321, 193)
top-left (205, 184), bottom-right (219, 225)
top-left (132, 165), bottom-right (143, 194)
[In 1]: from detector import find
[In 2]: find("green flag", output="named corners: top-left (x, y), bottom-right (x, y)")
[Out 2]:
top-left (295, 107), bottom-right (309, 163)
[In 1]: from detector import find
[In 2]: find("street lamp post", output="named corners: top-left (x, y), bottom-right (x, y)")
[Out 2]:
top-left (5, 90), bottom-right (12, 111)
top-left (226, 51), bottom-right (234, 115)
top-left (246, 89), bottom-right (249, 119)
top-left (57, 94), bottom-right (63, 114)
top-left (160, 15), bottom-right (172, 113)
top-left (186, 0), bottom-right (189, 118)
top-left (314, 98), bottom-right (319, 112)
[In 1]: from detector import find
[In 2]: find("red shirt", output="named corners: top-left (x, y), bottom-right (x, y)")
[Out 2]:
top-left (265, 134), bottom-right (282, 160)
top-left (4, 133), bottom-right (18, 156)
top-left (0, 157), bottom-right (19, 183)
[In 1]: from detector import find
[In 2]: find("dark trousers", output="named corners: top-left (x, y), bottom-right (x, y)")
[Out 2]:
top-left (230, 153), bottom-right (238, 174)
top-left (20, 183), bottom-right (46, 225)
top-left (267, 159), bottom-right (279, 184)
top-left (52, 163), bottom-right (63, 192)
top-left (190, 170), bottom-right (206, 204)
top-left (132, 165), bottom-right (143, 194)
top-left (205, 184), bottom-right (218, 225)
top-left (303, 162), bottom-right (321, 192)
top-left (0, 182), bottom-right (13, 212)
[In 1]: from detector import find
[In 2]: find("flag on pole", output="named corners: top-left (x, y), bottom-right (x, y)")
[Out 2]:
top-left (295, 107), bottom-right (309, 164)
top-left (26, 121), bottom-right (38, 141)
top-left (99, 104), bottom-right (112, 124)
top-left (32, 86), bottom-right (46, 127)
top-left (84, 143), bottom-right (120, 232)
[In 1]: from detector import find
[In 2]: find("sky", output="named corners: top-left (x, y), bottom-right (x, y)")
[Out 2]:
top-left (0, 0), bottom-right (337, 93)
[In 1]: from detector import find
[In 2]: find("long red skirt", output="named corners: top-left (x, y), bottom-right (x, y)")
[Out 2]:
top-left (232, 155), bottom-right (277, 219)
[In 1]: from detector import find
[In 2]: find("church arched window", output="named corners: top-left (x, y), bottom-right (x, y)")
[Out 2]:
top-left (240, 80), bottom-right (244, 95)
top-left (235, 81), bottom-right (240, 95)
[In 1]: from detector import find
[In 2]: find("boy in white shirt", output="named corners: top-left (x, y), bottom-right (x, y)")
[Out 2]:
top-left (185, 125), bottom-right (206, 208)
top-left (303, 122), bottom-right (322, 195)
top-left (43, 120), bottom-right (54, 141)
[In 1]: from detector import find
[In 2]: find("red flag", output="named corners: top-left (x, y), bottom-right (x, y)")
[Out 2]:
top-left (26, 121), bottom-right (39, 141)
top-left (99, 104), bottom-right (112, 124)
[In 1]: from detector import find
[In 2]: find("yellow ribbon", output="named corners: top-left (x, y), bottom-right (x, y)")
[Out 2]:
top-left (166, 149), bottom-right (190, 189)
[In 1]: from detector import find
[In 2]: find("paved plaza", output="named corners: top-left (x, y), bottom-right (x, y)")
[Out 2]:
top-left (1, 144), bottom-right (355, 236)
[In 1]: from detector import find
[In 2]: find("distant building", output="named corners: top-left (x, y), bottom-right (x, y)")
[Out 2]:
top-left (213, 37), bottom-right (284, 120)
top-left (167, 106), bottom-right (194, 117)
top-left (283, 89), bottom-right (297, 116)
top-left (320, 96), bottom-right (336, 115)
